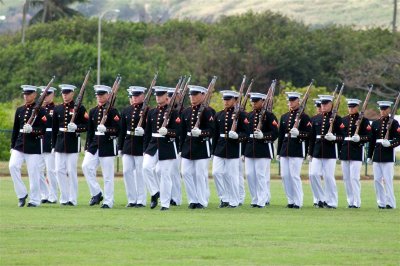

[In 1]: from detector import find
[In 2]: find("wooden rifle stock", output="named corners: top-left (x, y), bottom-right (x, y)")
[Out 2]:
top-left (27, 76), bottom-right (55, 125)
top-left (194, 76), bottom-right (217, 129)
top-left (354, 84), bottom-right (373, 136)
top-left (327, 83), bottom-right (344, 134)
top-left (176, 75), bottom-right (191, 114)
top-left (161, 77), bottom-right (183, 128)
top-left (257, 79), bottom-right (277, 130)
top-left (292, 79), bottom-right (314, 130)
top-left (71, 69), bottom-right (91, 124)
top-left (100, 75), bottom-right (121, 125)
top-left (230, 75), bottom-right (247, 132)
top-left (137, 72), bottom-right (158, 128)
top-left (240, 78), bottom-right (254, 111)
top-left (384, 91), bottom-right (400, 140)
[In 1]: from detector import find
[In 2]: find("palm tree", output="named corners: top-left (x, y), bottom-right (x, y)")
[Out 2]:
top-left (28, 0), bottom-right (88, 25)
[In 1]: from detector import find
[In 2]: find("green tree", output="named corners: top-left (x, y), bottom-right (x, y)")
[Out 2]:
top-left (29, 0), bottom-right (88, 24)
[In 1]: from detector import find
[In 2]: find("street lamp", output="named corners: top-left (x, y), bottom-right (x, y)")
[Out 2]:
top-left (97, 9), bottom-right (120, 85)
top-left (0, 16), bottom-right (6, 21)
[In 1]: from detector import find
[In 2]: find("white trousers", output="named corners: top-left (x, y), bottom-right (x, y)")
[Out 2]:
top-left (280, 157), bottom-right (304, 207)
top-left (40, 152), bottom-right (58, 202)
top-left (143, 151), bottom-right (174, 208)
top-left (9, 150), bottom-right (42, 205)
top-left (181, 158), bottom-right (209, 206)
top-left (245, 157), bottom-right (271, 207)
top-left (171, 156), bottom-right (182, 205)
top-left (239, 158), bottom-right (245, 204)
top-left (341, 160), bottom-right (362, 207)
top-left (212, 156), bottom-right (240, 206)
top-left (55, 152), bottom-right (79, 205)
top-left (122, 154), bottom-right (146, 205)
top-left (373, 162), bottom-right (396, 208)
top-left (310, 158), bottom-right (337, 207)
top-left (39, 155), bottom-right (48, 200)
top-left (82, 151), bottom-right (115, 207)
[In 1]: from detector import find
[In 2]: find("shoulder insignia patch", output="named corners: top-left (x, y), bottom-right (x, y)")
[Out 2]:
top-left (340, 123), bottom-right (345, 129)
top-left (41, 115), bottom-right (47, 123)
top-left (84, 112), bottom-right (89, 120)
top-left (367, 125), bottom-right (372, 131)
top-left (113, 115), bottom-right (120, 122)
top-left (209, 116), bottom-right (214, 121)
top-left (244, 118), bottom-right (249, 124)
top-left (272, 120), bottom-right (278, 126)
top-left (307, 121), bottom-right (312, 127)
top-left (175, 117), bottom-right (181, 124)
top-left (397, 127), bottom-right (400, 133)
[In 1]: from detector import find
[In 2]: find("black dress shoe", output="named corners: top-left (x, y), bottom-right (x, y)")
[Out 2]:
top-left (347, 205), bottom-right (354, 208)
top-left (218, 201), bottom-right (229, 208)
top-left (48, 200), bottom-right (57, 204)
top-left (257, 205), bottom-right (265, 208)
top-left (101, 204), bottom-right (110, 209)
top-left (170, 200), bottom-right (177, 206)
top-left (89, 192), bottom-right (103, 206)
top-left (41, 199), bottom-right (49, 204)
top-left (150, 192), bottom-right (160, 209)
top-left (386, 205), bottom-right (393, 209)
top-left (188, 203), bottom-right (197, 209)
top-left (67, 201), bottom-right (75, 206)
top-left (250, 204), bottom-right (257, 208)
top-left (61, 202), bottom-right (68, 206)
top-left (27, 203), bottom-right (37, 207)
top-left (238, 203), bottom-right (243, 206)
top-left (196, 203), bottom-right (205, 209)
top-left (378, 206), bottom-right (385, 209)
top-left (293, 205), bottom-right (300, 209)
top-left (227, 205), bottom-right (237, 208)
top-left (265, 202), bottom-right (270, 206)
top-left (323, 201), bottom-right (328, 207)
top-left (325, 205), bottom-right (336, 209)
top-left (135, 204), bottom-right (145, 208)
top-left (18, 195), bottom-right (28, 207)
top-left (160, 207), bottom-right (169, 211)
top-left (286, 204), bottom-right (294, 208)
top-left (317, 201), bottom-right (324, 208)
top-left (126, 203), bottom-right (136, 208)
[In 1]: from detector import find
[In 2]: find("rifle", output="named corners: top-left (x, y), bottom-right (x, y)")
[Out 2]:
top-left (100, 75), bottom-right (121, 125)
top-left (176, 75), bottom-right (191, 114)
top-left (137, 72), bottom-right (158, 128)
top-left (354, 84), bottom-right (373, 135)
top-left (71, 69), bottom-right (91, 124)
top-left (332, 84), bottom-right (339, 98)
top-left (384, 91), bottom-right (400, 140)
top-left (27, 76), bottom-right (55, 125)
top-left (327, 82), bottom-right (345, 134)
top-left (161, 77), bottom-right (183, 128)
top-left (230, 75), bottom-right (247, 132)
top-left (239, 78), bottom-right (254, 111)
top-left (256, 79), bottom-right (277, 130)
top-left (266, 80), bottom-right (277, 113)
top-left (194, 76), bottom-right (218, 129)
top-left (292, 79), bottom-right (314, 130)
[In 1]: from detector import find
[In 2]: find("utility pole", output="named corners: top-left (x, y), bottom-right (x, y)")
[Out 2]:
top-left (394, 0), bottom-right (398, 33)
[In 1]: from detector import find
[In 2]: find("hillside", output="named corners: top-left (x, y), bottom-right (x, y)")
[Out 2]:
top-left (0, 0), bottom-right (397, 33)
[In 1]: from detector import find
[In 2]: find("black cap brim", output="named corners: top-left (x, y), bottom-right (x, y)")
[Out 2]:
top-left (189, 91), bottom-right (202, 96)
top-left (155, 91), bottom-right (167, 96)
top-left (22, 91), bottom-right (35, 95)
top-left (95, 91), bottom-right (107, 96)
top-left (321, 100), bottom-right (332, 104)
top-left (288, 97), bottom-right (299, 101)
top-left (61, 89), bottom-right (73, 94)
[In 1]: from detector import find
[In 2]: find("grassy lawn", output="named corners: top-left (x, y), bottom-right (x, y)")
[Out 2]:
top-left (0, 177), bottom-right (399, 265)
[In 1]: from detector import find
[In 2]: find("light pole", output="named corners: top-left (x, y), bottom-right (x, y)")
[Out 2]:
top-left (97, 9), bottom-right (119, 85)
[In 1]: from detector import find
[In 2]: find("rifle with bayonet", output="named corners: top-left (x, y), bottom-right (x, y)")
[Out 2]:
top-left (256, 79), bottom-right (277, 130)
top-left (176, 75), bottom-right (191, 114)
top-left (239, 78), bottom-right (254, 112)
top-left (354, 84), bottom-right (373, 136)
top-left (27, 76), bottom-right (56, 125)
top-left (291, 79), bottom-right (314, 130)
top-left (230, 75), bottom-right (247, 132)
top-left (100, 75), bottom-right (121, 125)
top-left (266, 80), bottom-right (277, 113)
top-left (137, 72), bottom-right (158, 128)
top-left (194, 76), bottom-right (218, 129)
top-left (161, 77), bottom-right (183, 128)
top-left (71, 69), bottom-right (91, 124)
top-left (384, 91), bottom-right (400, 140)
top-left (327, 82), bottom-right (345, 134)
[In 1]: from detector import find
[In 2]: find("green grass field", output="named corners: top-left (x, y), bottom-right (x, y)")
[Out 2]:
top-left (0, 177), bottom-right (399, 265)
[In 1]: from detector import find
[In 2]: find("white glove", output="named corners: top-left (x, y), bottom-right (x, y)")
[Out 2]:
top-left (307, 155), bottom-right (313, 162)
top-left (325, 132), bottom-right (336, 141)
top-left (290, 128), bottom-right (299, 137)
top-left (67, 122), bottom-right (77, 132)
top-left (228, 130), bottom-right (238, 139)
top-left (22, 124), bottom-right (32, 133)
top-left (97, 124), bottom-right (106, 133)
top-left (382, 139), bottom-right (391, 147)
top-left (158, 127), bottom-right (168, 136)
top-left (118, 150), bottom-right (123, 157)
top-left (367, 158), bottom-right (372, 164)
top-left (134, 127), bottom-right (144, 136)
top-left (254, 130), bottom-right (264, 139)
top-left (276, 155), bottom-right (280, 161)
top-left (191, 127), bottom-right (201, 137)
top-left (351, 134), bottom-right (360, 143)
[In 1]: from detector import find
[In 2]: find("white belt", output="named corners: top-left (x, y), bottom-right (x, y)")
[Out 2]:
top-left (344, 137), bottom-right (352, 141)
top-left (152, 133), bottom-right (165, 138)
top-left (250, 134), bottom-right (255, 138)
top-left (219, 134), bottom-right (228, 138)
top-left (316, 135), bottom-right (323, 139)
top-left (126, 130), bottom-right (135, 136)
top-left (187, 132), bottom-right (199, 137)
top-left (284, 133), bottom-right (298, 138)
top-left (59, 128), bottom-right (67, 132)
top-left (46, 128), bottom-right (52, 132)
top-left (95, 131), bottom-right (105, 136)
top-left (19, 129), bottom-right (24, 133)
top-left (376, 139), bottom-right (384, 143)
